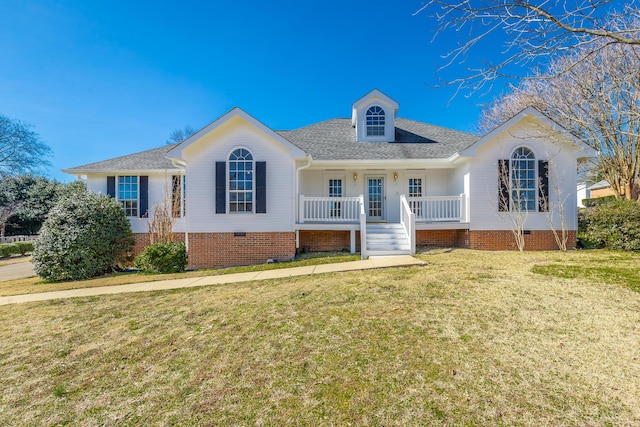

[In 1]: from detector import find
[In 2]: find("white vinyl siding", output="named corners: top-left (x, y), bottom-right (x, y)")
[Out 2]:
top-left (181, 120), bottom-right (297, 232)
top-left (468, 120), bottom-right (579, 231)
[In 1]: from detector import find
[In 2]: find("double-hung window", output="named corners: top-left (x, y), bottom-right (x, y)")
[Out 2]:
top-left (229, 148), bottom-right (254, 213)
top-left (328, 179), bottom-right (343, 218)
top-left (118, 176), bottom-right (138, 217)
top-left (172, 175), bottom-right (186, 217)
top-left (366, 106), bottom-right (385, 136)
top-left (510, 147), bottom-right (537, 211)
top-left (408, 177), bottom-right (423, 216)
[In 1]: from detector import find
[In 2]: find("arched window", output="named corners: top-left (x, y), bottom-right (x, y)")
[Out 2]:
top-left (510, 147), bottom-right (536, 211)
top-left (366, 106), bottom-right (385, 136)
top-left (228, 148), bottom-right (253, 212)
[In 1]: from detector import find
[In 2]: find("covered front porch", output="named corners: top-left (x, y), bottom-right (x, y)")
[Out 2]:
top-left (295, 194), bottom-right (469, 257)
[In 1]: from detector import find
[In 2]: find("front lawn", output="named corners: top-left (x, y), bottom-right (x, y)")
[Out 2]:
top-left (0, 252), bottom-right (360, 297)
top-left (0, 249), bottom-right (639, 425)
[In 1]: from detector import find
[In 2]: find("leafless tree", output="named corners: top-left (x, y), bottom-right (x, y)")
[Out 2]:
top-left (166, 126), bottom-right (197, 145)
top-left (538, 158), bottom-right (569, 251)
top-left (416, 1), bottom-right (640, 95)
top-left (498, 157), bottom-right (528, 251)
top-left (480, 40), bottom-right (640, 200)
top-left (147, 183), bottom-right (176, 245)
top-left (0, 115), bottom-right (51, 176)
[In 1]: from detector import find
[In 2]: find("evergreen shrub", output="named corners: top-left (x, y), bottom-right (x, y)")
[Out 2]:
top-left (32, 192), bottom-right (134, 281)
top-left (135, 242), bottom-right (187, 274)
top-left (0, 243), bottom-right (19, 258)
top-left (578, 199), bottom-right (640, 250)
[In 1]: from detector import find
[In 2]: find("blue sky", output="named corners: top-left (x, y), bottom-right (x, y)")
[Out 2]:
top-left (1, 0), bottom-right (505, 182)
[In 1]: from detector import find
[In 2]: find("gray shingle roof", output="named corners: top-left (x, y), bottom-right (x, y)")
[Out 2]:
top-left (64, 118), bottom-right (479, 174)
top-left (64, 143), bottom-right (181, 173)
top-left (277, 118), bottom-right (479, 160)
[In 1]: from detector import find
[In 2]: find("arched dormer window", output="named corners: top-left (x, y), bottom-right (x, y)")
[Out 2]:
top-left (228, 148), bottom-right (254, 212)
top-left (366, 106), bottom-right (385, 136)
top-left (510, 147), bottom-right (536, 211)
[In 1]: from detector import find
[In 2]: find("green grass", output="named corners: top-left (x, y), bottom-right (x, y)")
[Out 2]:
top-left (1, 249), bottom-right (640, 425)
top-left (532, 250), bottom-right (640, 293)
top-left (533, 265), bottom-right (640, 293)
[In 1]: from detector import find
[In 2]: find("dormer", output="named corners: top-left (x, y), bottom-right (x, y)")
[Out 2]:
top-left (351, 89), bottom-right (399, 142)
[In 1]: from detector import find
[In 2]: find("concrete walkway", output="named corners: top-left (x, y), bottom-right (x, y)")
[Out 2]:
top-left (0, 255), bottom-right (425, 306)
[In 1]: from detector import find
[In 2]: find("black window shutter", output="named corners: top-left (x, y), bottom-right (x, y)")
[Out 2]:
top-left (216, 162), bottom-right (226, 214)
top-left (139, 176), bottom-right (149, 218)
top-left (107, 176), bottom-right (116, 198)
top-left (498, 159), bottom-right (510, 212)
top-left (256, 161), bottom-right (267, 214)
top-left (538, 160), bottom-right (549, 212)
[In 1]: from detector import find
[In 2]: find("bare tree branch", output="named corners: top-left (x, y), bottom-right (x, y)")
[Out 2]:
top-left (0, 115), bottom-right (52, 176)
top-left (480, 40), bottom-right (640, 200)
top-left (416, 0), bottom-right (640, 95)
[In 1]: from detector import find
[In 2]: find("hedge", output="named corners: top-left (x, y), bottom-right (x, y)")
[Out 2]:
top-left (0, 243), bottom-right (20, 258)
top-left (578, 198), bottom-right (640, 250)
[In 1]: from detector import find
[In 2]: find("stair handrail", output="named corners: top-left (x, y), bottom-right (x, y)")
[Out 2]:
top-left (359, 194), bottom-right (367, 259)
top-left (400, 194), bottom-right (416, 255)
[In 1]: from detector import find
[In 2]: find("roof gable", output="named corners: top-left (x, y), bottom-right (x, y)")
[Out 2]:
top-left (166, 107), bottom-right (306, 161)
top-left (461, 107), bottom-right (598, 159)
top-left (351, 89), bottom-right (399, 125)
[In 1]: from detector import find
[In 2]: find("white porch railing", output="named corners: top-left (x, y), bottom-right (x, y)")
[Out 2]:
top-left (407, 194), bottom-right (465, 222)
top-left (298, 196), bottom-right (362, 223)
top-left (359, 195), bottom-right (367, 259)
top-left (400, 195), bottom-right (416, 255)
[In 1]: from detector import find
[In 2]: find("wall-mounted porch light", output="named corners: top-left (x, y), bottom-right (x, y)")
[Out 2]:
top-left (353, 172), bottom-right (358, 181)
top-left (393, 172), bottom-right (398, 181)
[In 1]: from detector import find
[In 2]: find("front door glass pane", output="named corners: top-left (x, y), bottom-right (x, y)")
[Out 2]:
top-left (367, 177), bottom-right (384, 219)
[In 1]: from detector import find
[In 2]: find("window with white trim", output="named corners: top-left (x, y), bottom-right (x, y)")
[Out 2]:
top-left (172, 175), bottom-right (186, 217)
top-left (408, 177), bottom-right (423, 216)
top-left (511, 147), bottom-right (537, 211)
top-left (229, 148), bottom-right (254, 213)
top-left (118, 176), bottom-right (138, 217)
top-left (328, 178), bottom-right (343, 217)
top-left (366, 106), bottom-right (385, 136)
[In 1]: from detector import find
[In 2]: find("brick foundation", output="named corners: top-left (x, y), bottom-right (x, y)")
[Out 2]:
top-left (186, 232), bottom-right (296, 269)
top-left (131, 232), bottom-right (295, 269)
top-left (416, 229), bottom-right (469, 248)
top-left (130, 228), bottom-right (575, 270)
top-left (298, 230), bottom-right (361, 253)
top-left (132, 233), bottom-right (186, 255)
top-left (468, 230), bottom-right (576, 250)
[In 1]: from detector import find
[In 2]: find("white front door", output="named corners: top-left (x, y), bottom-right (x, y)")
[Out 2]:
top-left (366, 176), bottom-right (385, 221)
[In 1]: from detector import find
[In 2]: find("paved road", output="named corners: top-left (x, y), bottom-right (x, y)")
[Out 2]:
top-left (0, 260), bottom-right (36, 282)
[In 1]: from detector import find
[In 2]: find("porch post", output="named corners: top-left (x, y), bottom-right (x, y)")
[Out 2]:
top-left (350, 229), bottom-right (356, 254)
top-left (460, 193), bottom-right (467, 222)
top-left (298, 195), bottom-right (305, 223)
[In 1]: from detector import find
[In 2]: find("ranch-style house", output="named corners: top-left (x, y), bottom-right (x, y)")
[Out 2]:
top-left (64, 89), bottom-right (597, 268)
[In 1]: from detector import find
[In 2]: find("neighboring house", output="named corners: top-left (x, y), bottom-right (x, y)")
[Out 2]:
top-left (588, 180), bottom-right (616, 199)
top-left (64, 89), bottom-right (597, 268)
